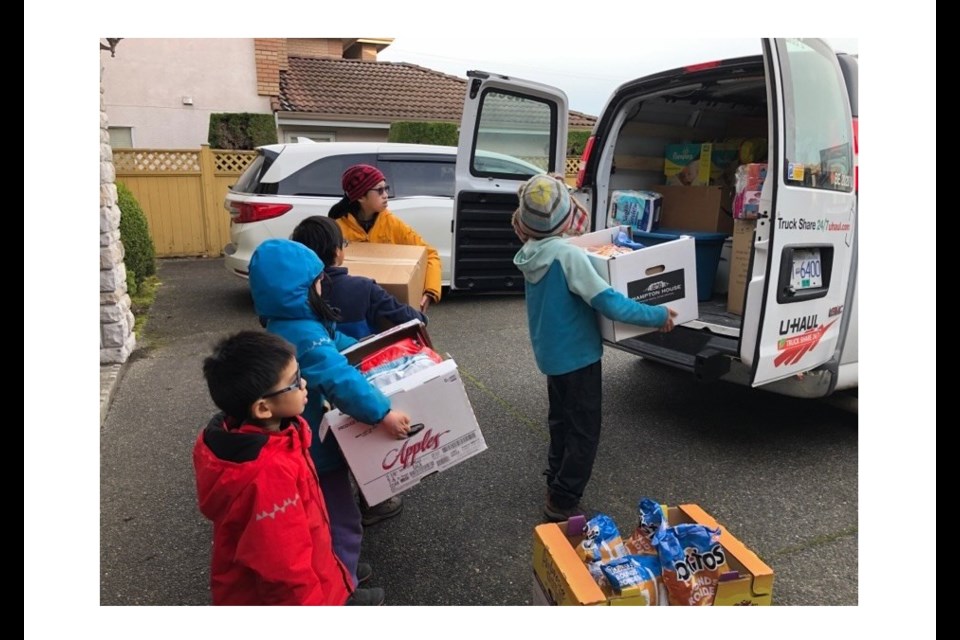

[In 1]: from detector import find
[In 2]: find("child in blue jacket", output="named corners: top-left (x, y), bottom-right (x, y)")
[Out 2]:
top-left (248, 238), bottom-right (412, 593)
top-left (291, 215), bottom-right (426, 526)
top-left (511, 175), bottom-right (677, 522)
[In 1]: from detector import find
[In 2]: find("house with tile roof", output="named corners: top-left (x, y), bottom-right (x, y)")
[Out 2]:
top-left (101, 38), bottom-right (596, 149)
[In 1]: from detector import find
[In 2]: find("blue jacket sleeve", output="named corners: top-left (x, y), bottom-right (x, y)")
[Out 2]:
top-left (590, 288), bottom-right (669, 328)
top-left (298, 335), bottom-right (390, 425)
top-left (333, 328), bottom-right (357, 352)
top-left (366, 283), bottom-right (428, 331)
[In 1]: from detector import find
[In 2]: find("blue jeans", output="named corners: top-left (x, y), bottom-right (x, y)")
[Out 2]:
top-left (317, 466), bottom-right (364, 587)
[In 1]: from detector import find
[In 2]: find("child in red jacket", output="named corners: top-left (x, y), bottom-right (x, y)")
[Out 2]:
top-left (192, 330), bottom-right (383, 605)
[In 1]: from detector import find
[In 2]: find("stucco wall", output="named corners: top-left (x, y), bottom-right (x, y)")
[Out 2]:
top-left (101, 38), bottom-right (272, 149)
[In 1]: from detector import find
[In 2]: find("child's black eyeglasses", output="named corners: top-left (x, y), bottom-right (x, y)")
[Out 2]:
top-left (369, 185), bottom-right (390, 196)
top-left (261, 366), bottom-right (302, 398)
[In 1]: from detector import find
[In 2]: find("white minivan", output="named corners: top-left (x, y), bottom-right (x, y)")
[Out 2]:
top-left (451, 38), bottom-right (857, 399)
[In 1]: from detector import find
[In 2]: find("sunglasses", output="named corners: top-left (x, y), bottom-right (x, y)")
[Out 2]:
top-left (368, 185), bottom-right (390, 196)
top-left (261, 366), bottom-right (303, 399)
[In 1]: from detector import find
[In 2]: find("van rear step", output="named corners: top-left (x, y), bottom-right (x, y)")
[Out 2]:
top-left (608, 330), bottom-right (738, 381)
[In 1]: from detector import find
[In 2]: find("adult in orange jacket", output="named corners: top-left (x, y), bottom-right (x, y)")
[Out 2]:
top-left (329, 164), bottom-right (442, 312)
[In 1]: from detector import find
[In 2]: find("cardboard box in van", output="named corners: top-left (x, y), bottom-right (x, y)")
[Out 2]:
top-left (656, 185), bottom-right (734, 234)
top-left (342, 243), bottom-right (427, 306)
top-left (727, 219), bottom-right (757, 315)
top-left (568, 226), bottom-right (698, 342)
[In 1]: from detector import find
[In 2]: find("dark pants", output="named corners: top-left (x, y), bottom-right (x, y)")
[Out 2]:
top-left (545, 360), bottom-right (602, 509)
top-left (317, 466), bottom-right (364, 588)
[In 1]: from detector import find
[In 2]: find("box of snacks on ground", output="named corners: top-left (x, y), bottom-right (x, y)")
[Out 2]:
top-left (567, 226), bottom-right (698, 342)
top-left (531, 500), bottom-right (773, 606)
top-left (319, 320), bottom-right (487, 508)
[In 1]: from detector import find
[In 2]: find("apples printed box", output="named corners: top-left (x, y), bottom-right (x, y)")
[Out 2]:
top-left (320, 358), bottom-right (487, 507)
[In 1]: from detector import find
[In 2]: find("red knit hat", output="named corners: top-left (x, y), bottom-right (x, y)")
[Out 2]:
top-left (341, 164), bottom-right (386, 201)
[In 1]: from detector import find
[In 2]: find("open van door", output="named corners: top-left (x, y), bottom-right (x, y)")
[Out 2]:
top-left (453, 71), bottom-right (568, 292)
top-left (741, 38), bottom-right (857, 388)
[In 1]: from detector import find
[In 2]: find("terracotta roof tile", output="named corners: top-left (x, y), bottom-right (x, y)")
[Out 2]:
top-left (279, 57), bottom-right (596, 128)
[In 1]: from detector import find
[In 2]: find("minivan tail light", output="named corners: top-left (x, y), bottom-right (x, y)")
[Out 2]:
top-left (576, 135), bottom-right (596, 189)
top-left (231, 202), bottom-right (293, 223)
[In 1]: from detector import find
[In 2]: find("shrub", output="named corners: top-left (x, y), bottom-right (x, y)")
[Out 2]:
top-left (388, 121), bottom-right (459, 146)
top-left (567, 130), bottom-right (591, 157)
top-left (116, 181), bottom-right (156, 296)
top-left (208, 113), bottom-right (278, 149)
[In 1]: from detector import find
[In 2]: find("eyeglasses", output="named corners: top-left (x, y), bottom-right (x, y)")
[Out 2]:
top-left (341, 239), bottom-right (350, 248)
top-left (369, 185), bottom-right (390, 196)
top-left (261, 366), bottom-right (303, 399)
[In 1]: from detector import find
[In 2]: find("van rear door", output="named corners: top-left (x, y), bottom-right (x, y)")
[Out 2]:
top-left (742, 39), bottom-right (857, 387)
top-left (453, 71), bottom-right (568, 292)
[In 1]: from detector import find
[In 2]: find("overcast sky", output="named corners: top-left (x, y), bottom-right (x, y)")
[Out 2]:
top-left (380, 37), bottom-right (859, 116)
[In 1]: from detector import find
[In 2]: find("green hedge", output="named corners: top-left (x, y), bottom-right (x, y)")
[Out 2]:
top-left (567, 130), bottom-right (591, 157)
top-left (388, 121), bottom-right (459, 146)
top-left (116, 181), bottom-right (156, 296)
top-left (208, 113), bottom-right (278, 149)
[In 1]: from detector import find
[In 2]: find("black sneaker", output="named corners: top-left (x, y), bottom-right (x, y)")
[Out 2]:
top-left (357, 562), bottom-right (373, 585)
top-left (361, 495), bottom-right (404, 527)
top-left (346, 587), bottom-right (385, 606)
top-left (543, 499), bottom-right (584, 523)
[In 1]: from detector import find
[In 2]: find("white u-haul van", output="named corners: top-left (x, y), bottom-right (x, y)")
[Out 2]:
top-left (452, 38), bottom-right (858, 399)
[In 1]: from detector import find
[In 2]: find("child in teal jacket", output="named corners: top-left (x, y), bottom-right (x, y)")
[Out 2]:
top-left (511, 175), bottom-right (677, 522)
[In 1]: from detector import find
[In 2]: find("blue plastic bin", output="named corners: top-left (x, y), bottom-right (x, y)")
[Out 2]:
top-left (633, 229), bottom-right (729, 301)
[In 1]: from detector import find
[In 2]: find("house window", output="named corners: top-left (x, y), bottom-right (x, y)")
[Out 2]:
top-left (108, 127), bottom-right (133, 149)
top-left (284, 131), bottom-right (336, 143)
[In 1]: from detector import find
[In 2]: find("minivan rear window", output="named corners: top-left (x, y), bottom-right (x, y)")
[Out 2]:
top-left (277, 153), bottom-right (375, 197)
top-left (231, 150), bottom-right (277, 194)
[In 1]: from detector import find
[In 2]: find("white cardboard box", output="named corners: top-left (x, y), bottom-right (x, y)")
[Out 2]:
top-left (568, 226), bottom-right (699, 342)
top-left (320, 348), bottom-right (487, 507)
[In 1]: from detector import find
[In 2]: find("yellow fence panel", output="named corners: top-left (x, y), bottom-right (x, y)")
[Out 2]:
top-left (117, 174), bottom-right (206, 257)
top-left (115, 147), bottom-right (255, 258)
top-left (115, 146), bottom-right (576, 257)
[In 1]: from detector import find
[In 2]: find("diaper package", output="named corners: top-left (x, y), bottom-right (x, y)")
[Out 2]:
top-left (609, 190), bottom-right (662, 232)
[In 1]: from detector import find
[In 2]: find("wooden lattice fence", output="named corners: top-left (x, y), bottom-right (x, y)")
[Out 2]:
top-left (114, 146), bottom-right (580, 258)
top-left (113, 146), bottom-right (256, 258)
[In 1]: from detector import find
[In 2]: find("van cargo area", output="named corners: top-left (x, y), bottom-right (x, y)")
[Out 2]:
top-left (587, 58), bottom-right (769, 371)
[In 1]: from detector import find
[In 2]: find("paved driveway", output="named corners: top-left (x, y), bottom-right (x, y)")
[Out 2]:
top-left (100, 257), bottom-right (858, 607)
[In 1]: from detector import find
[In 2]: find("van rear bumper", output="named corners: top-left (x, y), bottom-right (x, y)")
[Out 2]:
top-left (607, 327), bottom-right (840, 399)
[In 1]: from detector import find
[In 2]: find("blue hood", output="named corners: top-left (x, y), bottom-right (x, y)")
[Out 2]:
top-left (249, 239), bottom-right (325, 321)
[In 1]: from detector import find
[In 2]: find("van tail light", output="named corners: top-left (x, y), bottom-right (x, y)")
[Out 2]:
top-left (576, 135), bottom-right (596, 189)
top-left (852, 117), bottom-right (858, 193)
top-left (684, 60), bottom-right (721, 73)
top-left (230, 202), bottom-right (293, 223)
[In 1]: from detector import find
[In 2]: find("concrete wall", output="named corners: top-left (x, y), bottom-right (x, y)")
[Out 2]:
top-left (101, 38), bottom-right (271, 149)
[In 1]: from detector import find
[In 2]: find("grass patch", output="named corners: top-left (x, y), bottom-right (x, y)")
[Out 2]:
top-left (130, 275), bottom-right (161, 338)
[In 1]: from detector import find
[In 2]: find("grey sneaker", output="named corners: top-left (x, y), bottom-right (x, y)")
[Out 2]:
top-left (357, 562), bottom-right (373, 585)
top-left (361, 495), bottom-right (404, 527)
top-left (346, 587), bottom-right (385, 606)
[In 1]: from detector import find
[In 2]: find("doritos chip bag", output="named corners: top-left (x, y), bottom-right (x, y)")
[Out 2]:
top-left (625, 497), bottom-right (666, 556)
top-left (656, 523), bottom-right (727, 606)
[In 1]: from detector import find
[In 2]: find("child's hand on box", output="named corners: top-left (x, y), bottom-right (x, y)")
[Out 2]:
top-left (380, 409), bottom-right (412, 439)
top-left (660, 308), bottom-right (678, 333)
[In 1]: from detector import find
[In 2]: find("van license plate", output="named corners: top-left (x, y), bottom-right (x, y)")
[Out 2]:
top-left (791, 249), bottom-right (822, 290)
